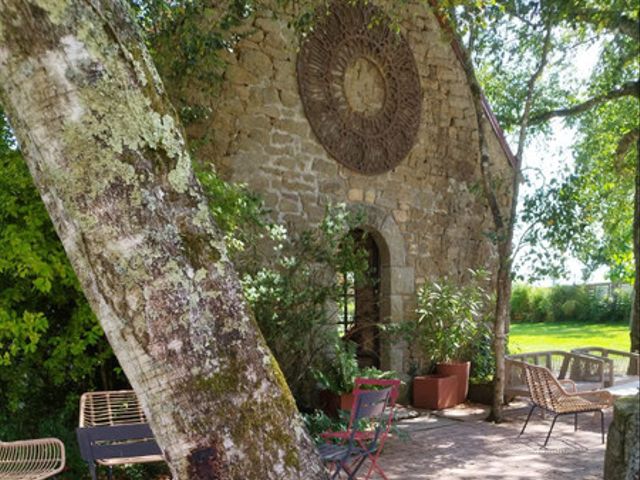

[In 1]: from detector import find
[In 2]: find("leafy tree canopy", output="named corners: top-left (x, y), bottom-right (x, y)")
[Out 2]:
top-left (458, 0), bottom-right (638, 282)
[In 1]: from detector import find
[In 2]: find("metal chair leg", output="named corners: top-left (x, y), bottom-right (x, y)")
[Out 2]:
top-left (574, 413), bottom-right (578, 431)
top-left (600, 410), bottom-right (605, 444)
top-left (347, 456), bottom-right (368, 480)
top-left (543, 414), bottom-right (559, 448)
top-left (520, 405), bottom-right (536, 436)
top-left (331, 462), bottom-right (343, 480)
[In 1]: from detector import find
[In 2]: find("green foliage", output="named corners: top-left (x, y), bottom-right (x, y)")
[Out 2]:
top-left (130, 0), bottom-right (256, 125)
top-left (467, 325), bottom-right (495, 383)
top-left (510, 283), bottom-right (632, 324)
top-left (461, 0), bottom-right (638, 284)
top-left (195, 167), bottom-right (267, 255)
top-left (414, 270), bottom-right (491, 365)
top-left (236, 203), bottom-right (371, 406)
top-left (301, 409), bottom-right (349, 445)
top-left (312, 341), bottom-right (397, 395)
top-left (311, 341), bottom-right (361, 396)
top-left (521, 96), bottom-right (637, 283)
top-left (196, 169), bottom-right (392, 405)
top-left (0, 111), bottom-right (126, 477)
top-left (388, 270), bottom-right (493, 374)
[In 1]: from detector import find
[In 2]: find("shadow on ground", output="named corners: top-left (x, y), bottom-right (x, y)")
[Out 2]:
top-left (370, 401), bottom-right (610, 480)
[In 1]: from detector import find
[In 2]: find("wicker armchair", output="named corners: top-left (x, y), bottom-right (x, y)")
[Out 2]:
top-left (79, 390), bottom-right (149, 427)
top-left (517, 361), bottom-right (613, 447)
top-left (0, 437), bottom-right (65, 480)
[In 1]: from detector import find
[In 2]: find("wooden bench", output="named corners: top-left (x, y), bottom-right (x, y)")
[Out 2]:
top-left (571, 347), bottom-right (640, 386)
top-left (76, 390), bottom-right (165, 480)
top-left (506, 350), bottom-right (607, 399)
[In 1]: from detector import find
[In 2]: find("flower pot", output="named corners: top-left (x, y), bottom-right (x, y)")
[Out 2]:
top-left (436, 361), bottom-right (470, 404)
top-left (467, 381), bottom-right (494, 406)
top-left (319, 391), bottom-right (355, 417)
top-left (412, 374), bottom-right (458, 410)
top-left (339, 392), bottom-right (354, 411)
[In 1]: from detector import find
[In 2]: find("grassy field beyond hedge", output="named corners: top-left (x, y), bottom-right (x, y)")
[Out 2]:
top-left (509, 320), bottom-right (630, 353)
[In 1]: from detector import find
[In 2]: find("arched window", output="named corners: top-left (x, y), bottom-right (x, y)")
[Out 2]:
top-left (338, 229), bottom-right (381, 368)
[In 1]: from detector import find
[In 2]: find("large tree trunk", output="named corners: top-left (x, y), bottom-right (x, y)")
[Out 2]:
top-left (0, 1), bottom-right (326, 478)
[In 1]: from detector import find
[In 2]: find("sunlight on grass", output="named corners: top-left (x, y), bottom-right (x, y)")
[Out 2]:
top-left (509, 321), bottom-right (630, 353)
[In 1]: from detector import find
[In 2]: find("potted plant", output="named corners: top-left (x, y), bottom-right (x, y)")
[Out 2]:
top-left (314, 341), bottom-right (398, 416)
top-left (467, 326), bottom-right (496, 406)
top-left (314, 342), bottom-right (360, 415)
top-left (407, 270), bottom-right (490, 409)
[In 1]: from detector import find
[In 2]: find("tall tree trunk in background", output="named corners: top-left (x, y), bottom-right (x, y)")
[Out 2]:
top-left (433, 8), bottom-right (514, 421)
top-left (457, 55), bottom-right (513, 424)
top-left (631, 142), bottom-right (639, 370)
top-left (454, 18), bottom-right (551, 422)
top-left (0, 1), bottom-right (326, 478)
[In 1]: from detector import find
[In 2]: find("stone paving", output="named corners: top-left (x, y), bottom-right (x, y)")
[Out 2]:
top-left (369, 401), bottom-right (612, 480)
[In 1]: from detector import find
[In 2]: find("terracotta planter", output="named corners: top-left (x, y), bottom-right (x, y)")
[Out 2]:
top-left (319, 391), bottom-right (355, 417)
top-left (436, 361), bottom-right (470, 404)
top-left (339, 392), bottom-right (354, 411)
top-left (467, 382), bottom-right (493, 406)
top-left (412, 374), bottom-right (458, 410)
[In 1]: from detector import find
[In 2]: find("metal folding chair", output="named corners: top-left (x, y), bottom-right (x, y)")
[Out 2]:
top-left (319, 386), bottom-right (394, 479)
top-left (320, 378), bottom-right (400, 479)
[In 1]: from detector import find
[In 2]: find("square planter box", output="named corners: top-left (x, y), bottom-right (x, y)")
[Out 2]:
top-left (319, 391), bottom-right (355, 417)
top-left (413, 374), bottom-right (458, 410)
top-left (436, 361), bottom-right (470, 404)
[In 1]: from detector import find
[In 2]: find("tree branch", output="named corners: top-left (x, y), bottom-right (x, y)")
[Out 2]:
top-left (616, 128), bottom-right (640, 168)
top-left (529, 80), bottom-right (640, 124)
top-left (516, 22), bottom-right (553, 159)
top-left (570, 10), bottom-right (639, 41)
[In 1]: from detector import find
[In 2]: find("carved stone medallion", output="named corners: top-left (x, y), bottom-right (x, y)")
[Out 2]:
top-left (297, 1), bottom-right (423, 175)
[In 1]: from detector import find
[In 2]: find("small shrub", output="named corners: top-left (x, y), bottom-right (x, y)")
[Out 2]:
top-left (511, 283), bottom-right (632, 324)
top-left (388, 270), bottom-right (493, 374)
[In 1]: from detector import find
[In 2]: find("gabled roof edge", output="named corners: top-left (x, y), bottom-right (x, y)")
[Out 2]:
top-left (428, 1), bottom-right (518, 169)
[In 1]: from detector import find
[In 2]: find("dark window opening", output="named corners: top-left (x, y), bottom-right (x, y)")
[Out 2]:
top-left (338, 229), bottom-right (381, 368)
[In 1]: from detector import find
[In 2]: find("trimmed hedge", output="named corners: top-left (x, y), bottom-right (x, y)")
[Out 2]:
top-left (511, 283), bottom-right (632, 324)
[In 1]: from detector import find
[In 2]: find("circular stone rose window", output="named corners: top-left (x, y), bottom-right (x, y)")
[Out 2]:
top-left (297, 1), bottom-right (423, 175)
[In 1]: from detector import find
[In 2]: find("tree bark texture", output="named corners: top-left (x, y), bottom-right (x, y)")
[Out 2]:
top-left (0, 1), bottom-right (326, 478)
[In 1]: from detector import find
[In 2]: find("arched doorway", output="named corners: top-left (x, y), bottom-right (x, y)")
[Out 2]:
top-left (339, 229), bottom-right (382, 368)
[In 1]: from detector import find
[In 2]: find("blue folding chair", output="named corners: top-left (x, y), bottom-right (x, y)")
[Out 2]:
top-left (318, 387), bottom-right (393, 479)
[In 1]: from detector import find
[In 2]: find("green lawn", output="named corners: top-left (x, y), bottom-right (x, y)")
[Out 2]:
top-left (509, 320), bottom-right (630, 353)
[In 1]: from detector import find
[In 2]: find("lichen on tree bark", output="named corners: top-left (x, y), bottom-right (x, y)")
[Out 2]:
top-left (0, 0), bottom-right (326, 478)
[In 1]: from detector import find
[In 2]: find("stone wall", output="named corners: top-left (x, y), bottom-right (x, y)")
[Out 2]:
top-left (604, 394), bottom-right (640, 480)
top-left (186, 1), bottom-right (515, 373)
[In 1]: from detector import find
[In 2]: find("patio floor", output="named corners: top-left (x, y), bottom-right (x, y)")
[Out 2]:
top-left (371, 400), bottom-right (612, 480)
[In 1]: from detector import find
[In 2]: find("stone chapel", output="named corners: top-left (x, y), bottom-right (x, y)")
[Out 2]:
top-left (188, 0), bottom-right (515, 375)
